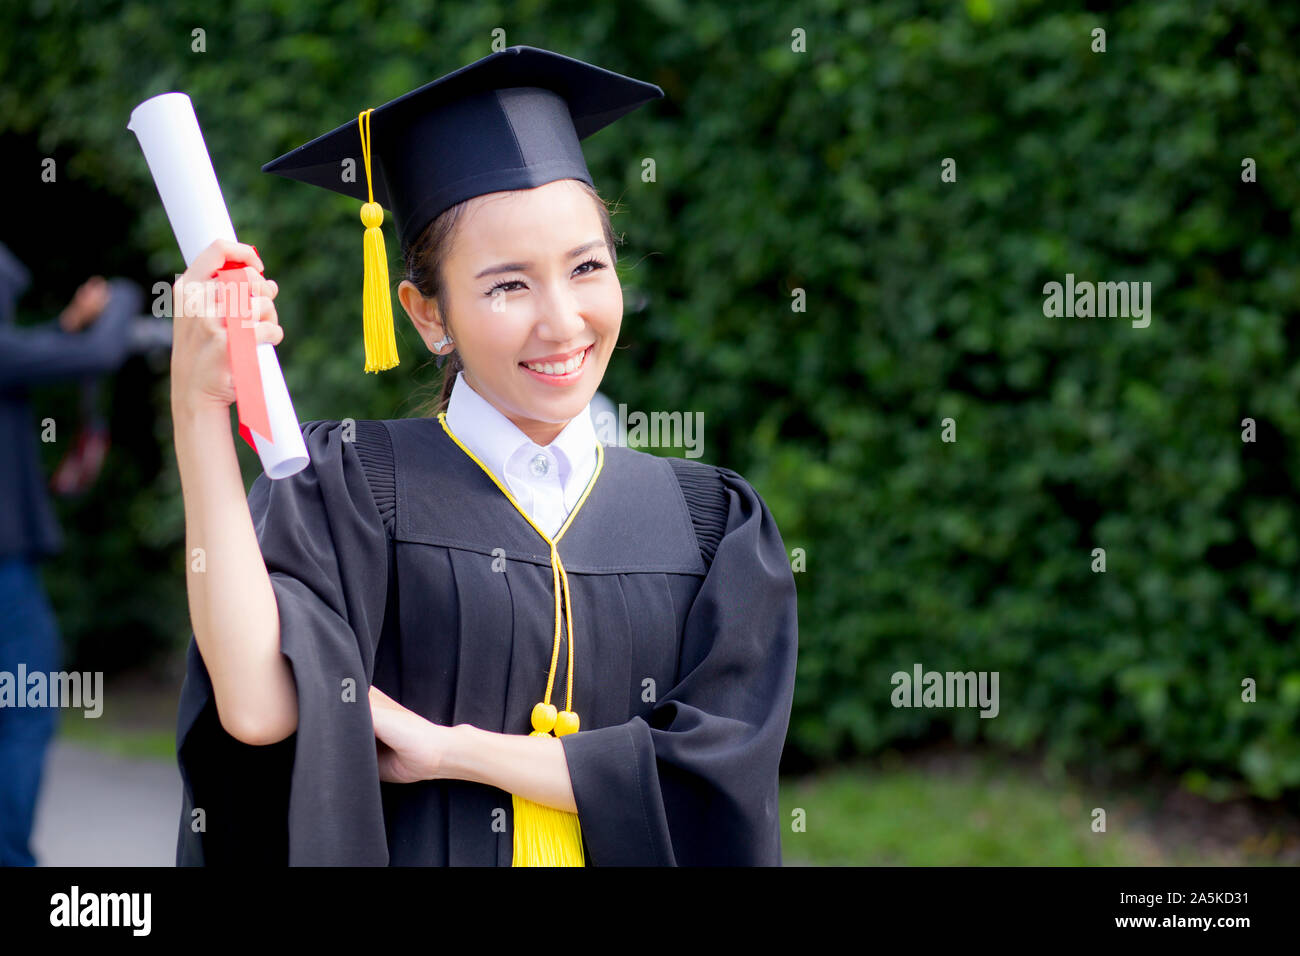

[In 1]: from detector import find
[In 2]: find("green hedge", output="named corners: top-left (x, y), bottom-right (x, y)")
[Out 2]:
top-left (4, 0), bottom-right (1299, 798)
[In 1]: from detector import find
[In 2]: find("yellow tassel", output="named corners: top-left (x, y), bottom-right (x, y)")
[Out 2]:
top-left (513, 721), bottom-right (584, 866)
top-left (512, 776), bottom-right (584, 865)
top-left (512, 794), bottom-right (584, 866)
top-left (360, 201), bottom-right (399, 372)
top-left (357, 108), bottom-right (399, 373)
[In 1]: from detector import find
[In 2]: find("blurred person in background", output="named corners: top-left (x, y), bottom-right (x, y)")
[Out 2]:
top-left (0, 241), bottom-right (138, 866)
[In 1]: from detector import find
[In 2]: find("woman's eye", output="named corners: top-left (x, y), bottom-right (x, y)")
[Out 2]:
top-left (486, 279), bottom-right (524, 296)
top-left (483, 258), bottom-right (607, 297)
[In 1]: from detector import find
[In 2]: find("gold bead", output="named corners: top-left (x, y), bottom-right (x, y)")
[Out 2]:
top-left (555, 710), bottom-right (580, 736)
top-left (360, 201), bottom-right (384, 229)
top-left (531, 702), bottom-right (557, 734)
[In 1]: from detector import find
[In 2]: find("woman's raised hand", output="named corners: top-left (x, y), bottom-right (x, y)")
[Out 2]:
top-left (170, 239), bottom-right (282, 415)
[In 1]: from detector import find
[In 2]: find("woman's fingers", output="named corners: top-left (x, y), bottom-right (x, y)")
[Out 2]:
top-left (369, 685), bottom-right (403, 711)
top-left (210, 319), bottom-right (283, 346)
top-left (168, 239), bottom-right (277, 412)
top-left (188, 288), bottom-right (278, 335)
top-left (175, 241), bottom-right (263, 314)
top-left (247, 295), bottom-right (278, 326)
top-left (255, 320), bottom-right (284, 345)
top-left (189, 239), bottom-right (263, 280)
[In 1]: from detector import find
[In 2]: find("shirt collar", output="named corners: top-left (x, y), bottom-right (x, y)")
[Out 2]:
top-left (444, 370), bottom-right (598, 488)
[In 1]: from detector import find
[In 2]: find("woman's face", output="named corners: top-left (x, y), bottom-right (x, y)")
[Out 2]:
top-left (399, 179), bottom-right (622, 446)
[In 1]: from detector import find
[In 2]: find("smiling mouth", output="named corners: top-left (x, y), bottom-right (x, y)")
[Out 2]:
top-left (519, 344), bottom-right (593, 377)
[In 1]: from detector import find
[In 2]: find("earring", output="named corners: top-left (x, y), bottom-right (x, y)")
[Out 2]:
top-left (434, 333), bottom-right (455, 370)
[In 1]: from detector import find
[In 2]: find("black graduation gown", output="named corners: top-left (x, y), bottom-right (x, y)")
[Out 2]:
top-left (174, 416), bottom-right (798, 865)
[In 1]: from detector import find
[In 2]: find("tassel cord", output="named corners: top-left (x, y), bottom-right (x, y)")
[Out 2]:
top-left (357, 108), bottom-right (400, 372)
top-left (437, 412), bottom-right (605, 865)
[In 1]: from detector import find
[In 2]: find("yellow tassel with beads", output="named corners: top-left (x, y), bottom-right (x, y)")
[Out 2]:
top-left (512, 706), bottom-right (584, 866)
top-left (435, 413), bottom-right (601, 867)
top-left (358, 109), bottom-right (399, 373)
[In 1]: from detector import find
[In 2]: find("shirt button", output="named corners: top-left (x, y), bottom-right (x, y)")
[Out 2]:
top-left (529, 453), bottom-right (550, 478)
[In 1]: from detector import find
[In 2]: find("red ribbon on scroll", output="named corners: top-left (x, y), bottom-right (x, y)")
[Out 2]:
top-left (211, 244), bottom-right (271, 451)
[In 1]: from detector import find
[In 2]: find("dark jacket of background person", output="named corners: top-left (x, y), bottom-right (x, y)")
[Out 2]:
top-left (0, 242), bottom-right (139, 562)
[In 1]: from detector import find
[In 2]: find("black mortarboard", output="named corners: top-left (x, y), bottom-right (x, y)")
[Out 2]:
top-left (261, 46), bottom-right (662, 373)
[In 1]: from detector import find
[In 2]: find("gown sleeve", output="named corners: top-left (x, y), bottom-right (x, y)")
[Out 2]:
top-left (0, 278), bottom-right (138, 390)
top-left (559, 464), bottom-right (799, 865)
top-left (175, 418), bottom-right (394, 866)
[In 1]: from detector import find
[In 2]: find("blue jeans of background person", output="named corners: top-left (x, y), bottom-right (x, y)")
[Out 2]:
top-left (0, 556), bottom-right (60, 866)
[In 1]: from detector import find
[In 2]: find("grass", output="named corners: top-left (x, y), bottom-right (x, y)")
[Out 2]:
top-left (781, 764), bottom-right (1139, 865)
top-left (778, 748), bottom-right (1296, 865)
top-left (56, 713), bottom-right (176, 762)
top-left (51, 668), bottom-right (179, 761)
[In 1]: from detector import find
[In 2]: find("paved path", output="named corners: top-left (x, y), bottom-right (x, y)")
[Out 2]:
top-left (31, 741), bottom-right (180, 867)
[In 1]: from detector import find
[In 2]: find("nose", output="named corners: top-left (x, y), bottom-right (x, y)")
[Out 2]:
top-left (535, 280), bottom-right (587, 342)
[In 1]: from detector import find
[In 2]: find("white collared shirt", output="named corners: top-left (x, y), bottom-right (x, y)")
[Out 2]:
top-left (444, 370), bottom-right (599, 539)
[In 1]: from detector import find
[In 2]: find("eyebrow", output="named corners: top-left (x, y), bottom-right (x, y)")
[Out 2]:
top-left (473, 240), bottom-right (606, 279)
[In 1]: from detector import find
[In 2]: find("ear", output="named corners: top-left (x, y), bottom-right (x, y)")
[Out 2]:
top-left (397, 280), bottom-right (448, 351)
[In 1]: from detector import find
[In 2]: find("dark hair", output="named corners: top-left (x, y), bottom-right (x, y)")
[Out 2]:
top-left (407, 179), bottom-right (621, 419)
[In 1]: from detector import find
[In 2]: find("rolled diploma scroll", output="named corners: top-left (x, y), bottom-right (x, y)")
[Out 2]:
top-left (127, 92), bottom-right (309, 480)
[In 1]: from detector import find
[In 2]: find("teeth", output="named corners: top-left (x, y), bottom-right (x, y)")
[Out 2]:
top-left (525, 348), bottom-right (587, 375)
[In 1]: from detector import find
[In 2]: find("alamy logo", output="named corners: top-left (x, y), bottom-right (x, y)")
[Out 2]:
top-left (594, 405), bottom-right (704, 459)
top-left (0, 666), bottom-right (102, 717)
top-left (50, 886), bottom-right (151, 936)
top-left (1042, 273), bottom-right (1152, 328)
top-left (890, 663), bottom-right (999, 718)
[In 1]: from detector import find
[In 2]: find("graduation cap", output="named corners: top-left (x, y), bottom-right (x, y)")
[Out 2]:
top-left (261, 45), bottom-right (663, 373)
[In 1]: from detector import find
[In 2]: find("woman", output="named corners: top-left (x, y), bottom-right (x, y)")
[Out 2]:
top-left (172, 46), bottom-right (798, 866)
